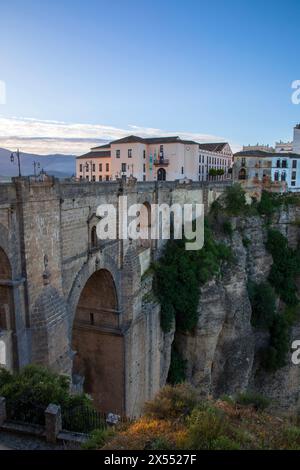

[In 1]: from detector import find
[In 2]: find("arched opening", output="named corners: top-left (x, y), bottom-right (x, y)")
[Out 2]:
top-left (0, 248), bottom-right (13, 331)
top-left (139, 202), bottom-right (152, 249)
top-left (0, 247), bottom-right (15, 370)
top-left (238, 168), bottom-right (247, 180)
top-left (71, 269), bottom-right (124, 414)
top-left (157, 168), bottom-right (166, 181)
top-left (91, 225), bottom-right (98, 249)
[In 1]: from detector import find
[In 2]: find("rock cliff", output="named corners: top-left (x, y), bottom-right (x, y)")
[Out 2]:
top-left (173, 207), bottom-right (300, 414)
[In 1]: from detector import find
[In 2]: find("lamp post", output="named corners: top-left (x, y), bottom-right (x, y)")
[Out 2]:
top-left (10, 149), bottom-right (22, 177)
top-left (85, 160), bottom-right (93, 181)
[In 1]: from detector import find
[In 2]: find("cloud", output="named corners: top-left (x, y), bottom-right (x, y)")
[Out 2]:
top-left (0, 116), bottom-right (241, 155)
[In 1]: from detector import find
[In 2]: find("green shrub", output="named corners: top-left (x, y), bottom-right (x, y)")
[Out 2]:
top-left (248, 281), bottom-right (277, 329)
top-left (242, 236), bottom-right (251, 247)
top-left (257, 191), bottom-right (281, 217)
top-left (183, 407), bottom-right (241, 450)
top-left (223, 220), bottom-right (233, 236)
top-left (144, 383), bottom-right (200, 420)
top-left (0, 365), bottom-right (91, 423)
top-left (224, 184), bottom-right (247, 215)
top-left (266, 229), bottom-right (300, 306)
top-left (235, 392), bottom-right (271, 411)
top-left (148, 437), bottom-right (173, 450)
top-left (263, 314), bottom-right (289, 371)
top-left (167, 346), bottom-right (187, 385)
top-left (81, 428), bottom-right (115, 450)
top-left (209, 168), bottom-right (225, 178)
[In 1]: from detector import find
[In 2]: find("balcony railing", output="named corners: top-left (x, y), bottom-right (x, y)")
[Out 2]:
top-left (153, 158), bottom-right (169, 166)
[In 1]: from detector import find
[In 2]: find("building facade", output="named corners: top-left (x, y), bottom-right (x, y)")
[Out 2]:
top-left (76, 135), bottom-right (233, 182)
top-left (233, 149), bottom-right (300, 196)
top-left (76, 147), bottom-right (112, 181)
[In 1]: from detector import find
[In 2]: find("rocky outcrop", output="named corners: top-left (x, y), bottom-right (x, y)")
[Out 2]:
top-left (174, 208), bottom-right (300, 413)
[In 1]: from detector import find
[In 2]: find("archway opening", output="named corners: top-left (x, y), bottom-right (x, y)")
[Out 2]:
top-left (71, 269), bottom-right (124, 414)
top-left (238, 168), bottom-right (247, 180)
top-left (157, 168), bottom-right (166, 181)
top-left (139, 202), bottom-right (152, 249)
top-left (0, 248), bottom-right (13, 331)
top-left (0, 247), bottom-right (15, 370)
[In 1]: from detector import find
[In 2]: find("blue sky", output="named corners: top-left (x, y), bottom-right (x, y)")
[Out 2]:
top-left (0, 0), bottom-right (300, 154)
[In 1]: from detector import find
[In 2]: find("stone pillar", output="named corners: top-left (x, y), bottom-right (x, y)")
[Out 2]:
top-left (45, 404), bottom-right (62, 443)
top-left (0, 396), bottom-right (7, 425)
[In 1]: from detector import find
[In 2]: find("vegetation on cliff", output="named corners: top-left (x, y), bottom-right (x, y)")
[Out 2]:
top-left (90, 384), bottom-right (300, 450)
top-left (153, 222), bottom-right (232, 334)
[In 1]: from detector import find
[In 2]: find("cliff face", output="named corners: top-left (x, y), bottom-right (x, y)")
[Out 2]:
top-left (175, 207), bottom-right (300, 413)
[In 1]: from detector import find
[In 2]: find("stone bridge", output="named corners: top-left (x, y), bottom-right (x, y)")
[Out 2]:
top-left (0, 176), bottom-right (230, 416)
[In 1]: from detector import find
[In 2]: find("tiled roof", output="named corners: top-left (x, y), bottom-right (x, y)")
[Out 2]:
top-left (234, 150), bottom-right (300, 158)
top-left (106, 135), bottom-right (199, 145)
top-left (91, 143), bottom-right (111, 150)
top-left (76, 151), bottom-right (111, 159)
top-left (198, 142), bottom-right (228, 152)
top-left (80, 135), bottom-right (231, 157)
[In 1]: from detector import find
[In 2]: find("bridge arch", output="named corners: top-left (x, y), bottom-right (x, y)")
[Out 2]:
top-left (0, 247), bottom-right (15, 370)
top-left (71, 267), bottom-right (124, 414)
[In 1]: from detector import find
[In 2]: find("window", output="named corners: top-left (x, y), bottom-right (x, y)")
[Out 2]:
top-left (281, 172), bottom-right (286, 181)
top-left (99, 175), bottom-right (102, 181)
top-left (160, 145), bottom-right (164, 156)
top-left (181, 166), bottom-right (184, 174)
top-left (199, 155), bottom-right (201, 163)
top-left (293, 160), bottom-right (297, 169)
top-left (143, 175), bottom-right (146, 181)
top-left (79, 175), bottom-right (83, 180)
top-left (92, 163), bottom-right (95, 172)
top-left (199, 165), bottom-right (201, 174)
top-left (122, 163), bottom-right (126, 172)
top-left (105, 175), bottom-right (109, 181)
top-left (86, 163), bottom-right (89, 171)
top-left (99, 163), bottom-right (102, 172)
top-left (276, 159), bottom-right (281, 168)
top-left (143, 163), bottom-right (146, 173)
top-left (292, 171), bottom-right (297, 180)
top-left (86, 175), bottom-right (89, 180)
top-left (143, 150), bottom-right (146, 159)
top-left (282, 160), bottom-right (287, 168)
top-left (128, 149), bottom-right (132, 158)
top-left (116, 149), bottom-right (120, 158)
top-left (79, 164), bottom-right (82, 172)
top-left (92, 175), bottom-right (95, 181)
top-left (90, 313), bottom-right (94, 325)
top-left (91, 226), bottom-right (97, 248)
top-left (202, 155), bottom-right (204, 163)
top-left (106, 163), bottom-right (109, 172)
top-left (291, 181), bottom-right (296, 186)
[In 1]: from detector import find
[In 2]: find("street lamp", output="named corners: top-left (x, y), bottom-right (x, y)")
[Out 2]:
top-left (10, 149), bottom-right (22, 177)
top-left (85, 160), bottom-right (93, 181)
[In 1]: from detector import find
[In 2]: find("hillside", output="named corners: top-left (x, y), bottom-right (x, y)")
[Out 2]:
top-left (0, 148), bottom-right (76, 179)
top-left (84, 384), bottom-right (300, 450)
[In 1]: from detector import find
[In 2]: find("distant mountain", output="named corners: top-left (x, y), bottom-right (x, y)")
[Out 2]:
top-left (0, 148), bottom-right (76, 179)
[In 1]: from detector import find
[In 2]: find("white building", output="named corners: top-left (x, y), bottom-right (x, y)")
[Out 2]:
top-left (77, 135), bottom-right (232, 182)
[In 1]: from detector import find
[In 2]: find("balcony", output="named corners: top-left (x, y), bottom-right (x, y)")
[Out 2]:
top-left (153, 158), bottom-right (169, 166)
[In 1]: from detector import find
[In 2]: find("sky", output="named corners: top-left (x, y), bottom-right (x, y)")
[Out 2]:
top-left (0, 0), bottom-right (300, 155)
